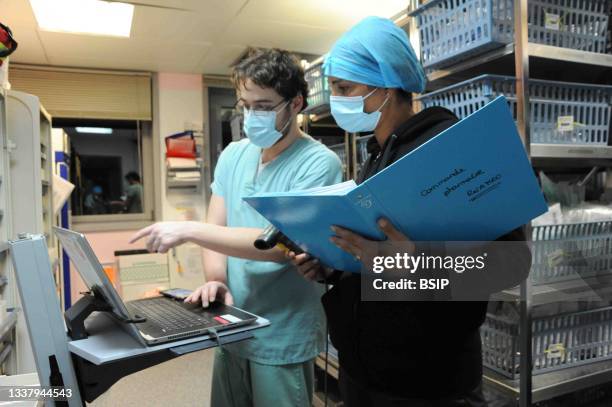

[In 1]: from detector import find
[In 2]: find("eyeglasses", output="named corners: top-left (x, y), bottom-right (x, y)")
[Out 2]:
top-left (234, 98), bottom-right (288, 113)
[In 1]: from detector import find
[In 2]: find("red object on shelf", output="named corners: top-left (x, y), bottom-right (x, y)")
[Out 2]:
top-left (165, 131), bottom-right (196, 159)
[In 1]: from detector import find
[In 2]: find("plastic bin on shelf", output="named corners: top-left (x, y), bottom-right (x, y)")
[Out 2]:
top-left (417, 74), bottom-right (612, 144)
top-left (410, 0), bottom-right (611, 69)
top-left (531, 221), bottom-right (612, 284)
top-left (482, 306), bottom-right (612, 379)
top-left (303, 62), bottom-right (330, 114)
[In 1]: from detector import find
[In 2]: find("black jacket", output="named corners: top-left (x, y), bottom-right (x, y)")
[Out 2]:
top-left (322, 106), bottom-right (530, 399)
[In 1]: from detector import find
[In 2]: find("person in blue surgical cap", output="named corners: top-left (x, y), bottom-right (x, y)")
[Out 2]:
top-left (289, 16), bottom-right (529, 406)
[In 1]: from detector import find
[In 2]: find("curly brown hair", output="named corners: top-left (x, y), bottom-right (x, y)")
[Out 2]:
top-left (231, 47), bottom-right (309, 112)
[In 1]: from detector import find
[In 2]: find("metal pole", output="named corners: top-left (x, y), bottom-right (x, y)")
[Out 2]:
top-left (343, 132), bottom-right (350, 181)
top-left (514, 0), bottom-right (532, 405)
top-left (514, 0), bottom-right (531, 151)
top-left (519, 279), bottom-right (533, 406)
top-left (350, 133), bottom-right (358, 180)
top-left (58, 157), bottom-right (71, 309)
top-left (302, 114), bottom-right (309, 134)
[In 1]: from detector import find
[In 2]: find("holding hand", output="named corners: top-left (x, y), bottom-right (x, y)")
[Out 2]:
top-left (184, 281), bottom-right (234, 308)
top-left (330, 217), bottom-right (415, 266)
top-left (287, 251), bottom-right (330, 282)
top-left (288, 218), bottom-right (413, 280)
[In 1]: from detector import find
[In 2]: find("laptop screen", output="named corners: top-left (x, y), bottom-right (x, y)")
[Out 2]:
top-left (54, 227), bottom-right (131, 320)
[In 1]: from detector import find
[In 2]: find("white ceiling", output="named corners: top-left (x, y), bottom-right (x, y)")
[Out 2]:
top-left (1, 0), bottom-right (408, 75)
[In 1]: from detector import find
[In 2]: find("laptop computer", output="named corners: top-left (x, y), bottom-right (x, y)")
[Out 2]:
top-left (54, 227), bottom-right (258, 345)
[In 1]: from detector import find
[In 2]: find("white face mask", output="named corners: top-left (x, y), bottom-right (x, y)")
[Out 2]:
top-left (243, 101), bottom-right (291, 148)
top-left (330, 88), bottom-right (389, 133)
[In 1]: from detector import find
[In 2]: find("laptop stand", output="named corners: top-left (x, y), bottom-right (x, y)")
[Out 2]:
top-left (64, 284), bottom-right (147, 341)
top-left (9, 234), bottom-right (269, 406)
top-left (70, 312), bottom-right (255, 403)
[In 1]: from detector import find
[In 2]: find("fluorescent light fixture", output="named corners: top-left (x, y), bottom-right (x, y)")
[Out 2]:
top-left (29, 0), bottom-right (134, 37)
top-left (75, 127), bottom-right (113, 134)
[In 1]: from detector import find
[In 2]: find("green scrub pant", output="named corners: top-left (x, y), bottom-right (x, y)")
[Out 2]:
top-left (211, 348), bottom-right (315, 407)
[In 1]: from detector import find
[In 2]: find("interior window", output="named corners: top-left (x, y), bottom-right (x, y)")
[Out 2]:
top-left (53, 119), bottom-right (147, 216)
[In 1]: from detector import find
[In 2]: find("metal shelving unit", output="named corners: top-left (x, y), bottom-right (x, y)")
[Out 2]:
top-left (426, 43), bottom-right (612, 87)
top-left (39, 105), bottom-right (58, 292)
top-left (316, 352), bottom-right (340, 380)
top-left (408, 0), bottom-right (612, 404)
top-left (484, 359), bottom-right (612, 404)
top-left (6, 90), bottom-right (58, 374)
top-left (313, 352), bottom-right (343, 407)
top-left (531, 144), bottom-right (612, 160)
top-left (0, 87), bottom-right (17, 375)
top-left (302, 107), bottom-right (353, 181)
top-left (494, 274), bottom-right (612, 305)
top-left (528, 43), bottom-right (612, 67)
top-left (304, 1), bottom-right (612, 404)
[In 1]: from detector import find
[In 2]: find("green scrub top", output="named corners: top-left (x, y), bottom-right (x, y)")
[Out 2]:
top-left (125, 183), bottom-right (143, 213)
top-left (211, 135), bottom-right (343, 365)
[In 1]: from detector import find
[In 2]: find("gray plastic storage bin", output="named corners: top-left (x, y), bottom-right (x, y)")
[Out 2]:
top-left (482, 306), bottom-right (612, 379)
top-left (303, 62), bottom-right (330, 114)
top-left (531, 221), bottom-right (612, 284)
top-left (417, 74), bottom-right (612, 145)
top-left (410, 0), bottom-right (611, 69)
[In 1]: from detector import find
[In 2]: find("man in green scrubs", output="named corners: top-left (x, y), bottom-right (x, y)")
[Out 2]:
top-left (124, 171), bottom-right (143, 213)
top-left (131, 48), bottom-right (343, 406)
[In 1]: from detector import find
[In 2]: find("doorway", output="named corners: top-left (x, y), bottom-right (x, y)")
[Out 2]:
top-left (208, 87), bottom-right (239, 172)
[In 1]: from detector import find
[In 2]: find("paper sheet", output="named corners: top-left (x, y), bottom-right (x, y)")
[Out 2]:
top-left (52, 174), bottom-right (75, 215)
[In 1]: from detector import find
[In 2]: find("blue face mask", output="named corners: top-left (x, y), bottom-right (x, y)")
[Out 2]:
top-left (330, 88), bottom-right (389, 133)
top-left (243, 101), bottom-right (291, 148)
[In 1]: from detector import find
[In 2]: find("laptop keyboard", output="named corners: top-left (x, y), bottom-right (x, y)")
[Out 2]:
top-left (130, 298), bottom-right (211, 332)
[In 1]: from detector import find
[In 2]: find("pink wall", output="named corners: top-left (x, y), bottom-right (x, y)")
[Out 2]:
top-left (158, 72), bottom-right (203, 91)
top-left (85, 230), bottom-right (145, 263)
top-left (70, 229), bottom-right (146, 303)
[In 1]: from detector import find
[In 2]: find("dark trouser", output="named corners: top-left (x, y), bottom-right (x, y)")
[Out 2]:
top-left (339, 368), bottom-right (488, 407)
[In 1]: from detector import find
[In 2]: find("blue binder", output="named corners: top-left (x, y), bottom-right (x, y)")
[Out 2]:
top-left (243, 96), bottom-right (548, 273)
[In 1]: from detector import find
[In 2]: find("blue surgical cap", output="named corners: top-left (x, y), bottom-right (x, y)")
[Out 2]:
top-left (323, 16), bottom-right (426, 93)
